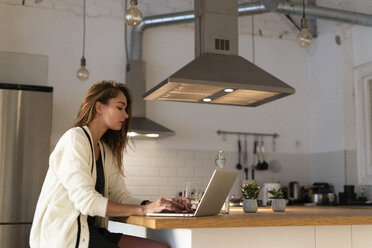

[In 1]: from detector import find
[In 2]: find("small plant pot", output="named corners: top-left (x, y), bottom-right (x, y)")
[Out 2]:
top-left (243, 199), bottom-right (258, 213)
top-left (271, 199), bottom-right (286, 212)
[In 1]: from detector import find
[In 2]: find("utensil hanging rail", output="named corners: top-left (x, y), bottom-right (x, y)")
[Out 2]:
top-left (217, 129), bottom-right (279, 138)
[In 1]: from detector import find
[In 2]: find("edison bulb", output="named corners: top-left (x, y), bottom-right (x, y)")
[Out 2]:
top-left (124, 6), bottom-right (143, 26)
top-left (77, 57), bottom-right (89, 81)
top-left (77, 66), bottom-right (89, 81)
top-left (297, 29), bottom-right (313, 48)
top-left (297, 17), bottom-right (313, 48)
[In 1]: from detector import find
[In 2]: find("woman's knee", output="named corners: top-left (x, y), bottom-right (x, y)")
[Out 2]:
top-left (155, 242), bottom-right (169, 248)
top-left (118, 234), bottom-right (169, 248)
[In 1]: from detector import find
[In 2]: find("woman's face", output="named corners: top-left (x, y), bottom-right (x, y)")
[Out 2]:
top-left (99, 91), bottom-right (129, 131)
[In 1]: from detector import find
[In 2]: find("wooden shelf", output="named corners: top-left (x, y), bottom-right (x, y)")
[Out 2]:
top-left (114, 206), bottom-right (372, 229)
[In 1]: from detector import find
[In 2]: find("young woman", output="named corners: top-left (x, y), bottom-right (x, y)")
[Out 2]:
top-left (30, 81), bottom-right (191, 248)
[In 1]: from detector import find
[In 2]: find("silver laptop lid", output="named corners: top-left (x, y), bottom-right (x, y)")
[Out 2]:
top-left (194, 169), bottom-right (238, 217)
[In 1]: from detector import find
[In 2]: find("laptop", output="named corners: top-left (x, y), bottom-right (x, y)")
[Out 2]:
top-left (146, 169), bottom-right (238, 217)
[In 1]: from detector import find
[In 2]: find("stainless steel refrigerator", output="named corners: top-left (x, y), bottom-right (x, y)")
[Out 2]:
top-left (0, 83), bottom-right (52, 247)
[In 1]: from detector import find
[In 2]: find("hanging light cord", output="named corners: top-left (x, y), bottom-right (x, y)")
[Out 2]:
top-left (252, 15), bottom-right (255, 64)
top-left (302, 0), bottom-right (305, 18)
top-left (82, 0), bottom-right (86, 59)
top-left (124, 0), bottom-right (130, 73)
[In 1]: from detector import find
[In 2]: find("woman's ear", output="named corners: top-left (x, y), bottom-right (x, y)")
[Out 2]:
top-left (95, 102), bottom-right (104, 114)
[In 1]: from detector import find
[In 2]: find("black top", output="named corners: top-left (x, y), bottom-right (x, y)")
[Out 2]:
top-left (87, 151), bottom-right (122, 248)
top-left (95, 153), bottom-right (105, 195)
top-left (88, 152), bottom-right (105, 226)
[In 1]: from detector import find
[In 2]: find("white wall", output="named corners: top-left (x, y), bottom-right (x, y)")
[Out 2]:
top-left (307, 26), bottom-right (345, 153)
top-left (0, 3), bottom-right (127, 145)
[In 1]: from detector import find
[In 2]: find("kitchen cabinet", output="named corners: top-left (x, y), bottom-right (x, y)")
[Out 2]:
top-left (109, 206), bottom-right (372, 248)
top-left (316, 226), bottom-right (351, 248)
top-left (351, 225), bottom-right (372, 248)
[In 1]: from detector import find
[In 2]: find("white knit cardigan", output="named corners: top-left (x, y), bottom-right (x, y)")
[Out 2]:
top-left (30, 126), bottom-right (142, 248)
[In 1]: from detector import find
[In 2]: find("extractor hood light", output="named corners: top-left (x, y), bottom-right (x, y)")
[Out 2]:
top-left (224, 88), bottom-right (234, 93)
top-left (203, 98), bottom-right (212, 102)
top-left (145, 133), bottom-right (160, 138)
top-left (128, 132), bottom-right (138, 137)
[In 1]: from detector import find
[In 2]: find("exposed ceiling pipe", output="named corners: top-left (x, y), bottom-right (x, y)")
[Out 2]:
top-left (130, 2), bottom-right (268, 60)
top-left (262, 0), bottom-right (372, 27)
top-left (130, 0), bottom-right (372, 60)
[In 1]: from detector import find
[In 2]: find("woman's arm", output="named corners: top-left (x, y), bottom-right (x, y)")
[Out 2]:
top-left (53, 129), bottom-right (108, 217)
top-left (106, 197), bottom-right (191, 216)
top-left (106, 200), bottom-right (145, 216)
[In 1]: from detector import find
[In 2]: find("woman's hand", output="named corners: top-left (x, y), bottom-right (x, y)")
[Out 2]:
top-left (173, 196), bottom-right (192, 212)
top-left (143, 197), bottom-right (192, 214)
top-left (106, 197), bottom-right (192, 216)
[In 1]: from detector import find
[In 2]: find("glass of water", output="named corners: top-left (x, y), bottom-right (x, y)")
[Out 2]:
top-left (183, 181), bottom-right (202, 211)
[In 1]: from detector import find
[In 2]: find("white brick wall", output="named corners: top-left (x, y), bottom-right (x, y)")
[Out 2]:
top-left (123, 147), bottom-right (350, 202)
top-left (122, 147), bottom-right (324, 201)
top-left (123, 148), bottom-right (216, 201)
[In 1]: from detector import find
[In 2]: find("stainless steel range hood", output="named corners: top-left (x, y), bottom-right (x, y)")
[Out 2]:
top-left (127, 60), bottom-right (175, 139)
top-left (143, 0), bottom-right (295, 107)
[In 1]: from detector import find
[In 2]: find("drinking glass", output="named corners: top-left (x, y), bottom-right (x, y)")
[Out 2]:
top-left (183, 181), bottom-right (202, 211)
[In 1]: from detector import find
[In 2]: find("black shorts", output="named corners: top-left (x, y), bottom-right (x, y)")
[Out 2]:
top-left (88, 223), bottom-right (122, 248)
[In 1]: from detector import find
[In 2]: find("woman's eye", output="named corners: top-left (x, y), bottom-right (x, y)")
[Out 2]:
top-left (117, 107), bottom-right (123, 110)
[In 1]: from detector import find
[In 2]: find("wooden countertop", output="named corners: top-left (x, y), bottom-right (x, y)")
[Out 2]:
top-left (114, 206), bottom-right (372, 229)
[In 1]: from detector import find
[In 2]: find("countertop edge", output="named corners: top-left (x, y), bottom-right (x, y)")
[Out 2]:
top-left (111, 207), bottom-right (372, 229)
top-left (118, 216), bottom-right (372, 229)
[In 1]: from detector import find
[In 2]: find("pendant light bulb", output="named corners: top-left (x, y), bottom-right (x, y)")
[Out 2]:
top-left (124, 0), bottom-right (143, 27)
top-left (77, 57), bottom-right (89, 81)
top-left (296, 18), bottom-right (313, 48)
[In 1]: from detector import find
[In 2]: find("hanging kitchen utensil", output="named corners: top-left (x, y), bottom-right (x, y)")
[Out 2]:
top-left (255, 139), bottom-right (264, 170)
top-left (260, 136), bottom-right (269, 170)
top-left (272, 136), bottom-right (276, 152)
top-left (269, 138), bottom-right (281, 173)
top-left (243, 136), bottom-right (249, 180)
top-left (236, 137), bottom-right (242, 170)
top-left (269, 158), bottom-right (282, 172)
top-left (250, 139), bottom-right (256, 179)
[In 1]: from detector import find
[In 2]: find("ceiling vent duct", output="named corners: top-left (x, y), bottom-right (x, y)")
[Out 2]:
top-left (143, 0), bottom-right (295, 107)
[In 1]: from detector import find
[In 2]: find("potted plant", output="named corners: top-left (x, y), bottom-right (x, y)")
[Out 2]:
top-left (268, 188), bottom-right (286, 212)
top-left (241, 181), bottom-right (260, 213)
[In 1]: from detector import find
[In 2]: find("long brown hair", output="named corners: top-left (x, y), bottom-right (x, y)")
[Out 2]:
top-left (74, 80), bottom-right (132, 172)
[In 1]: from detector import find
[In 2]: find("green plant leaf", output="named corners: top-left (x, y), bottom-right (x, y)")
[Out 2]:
top-left (268, 188), bottom-right (284, 199)
top-left (241, 181), bottom-right (260, 199)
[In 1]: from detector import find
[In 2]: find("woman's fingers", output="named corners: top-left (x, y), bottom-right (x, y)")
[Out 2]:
top-left (173, 197), bottom-right (192, 211)
top-left (162, 198), bottom-right (184, 212)
top-left (144, 197), bottom-right (194, 214)
top-left (146, 198), bottom-right (180, 213)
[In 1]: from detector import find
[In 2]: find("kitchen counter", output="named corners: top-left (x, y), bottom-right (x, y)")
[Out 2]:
top-left (109, 206), bottom-right (372, 248)
top-left (114, 206), bottom-right (372, 229)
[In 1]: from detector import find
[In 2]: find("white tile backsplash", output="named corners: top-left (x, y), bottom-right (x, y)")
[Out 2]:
top-left (123, 148), bottom-right (352, 201)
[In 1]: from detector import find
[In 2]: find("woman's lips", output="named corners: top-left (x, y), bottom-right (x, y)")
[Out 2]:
top-left (120, 121), bottom-right (124, 125)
